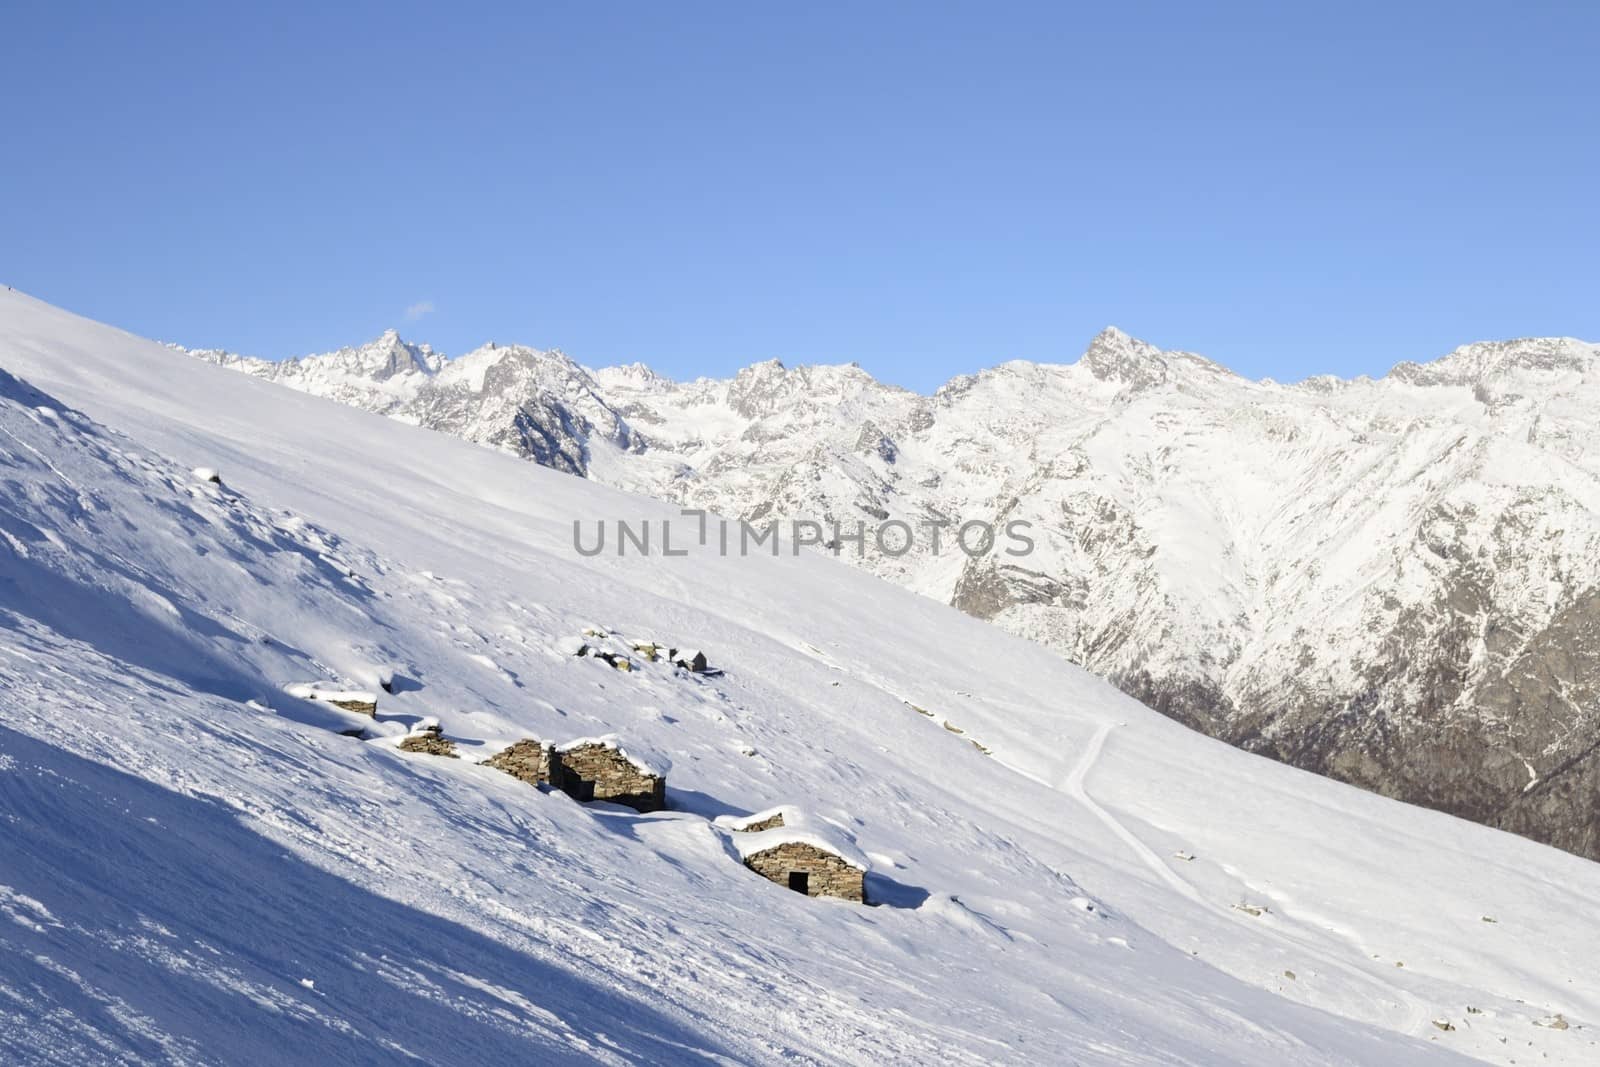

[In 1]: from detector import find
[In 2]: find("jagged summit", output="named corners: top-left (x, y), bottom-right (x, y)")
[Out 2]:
top-left (187, 322), bottom-right (1598, 411)
top-left (1078, 326), bottom-right (1172, 388)
top-left (592, 361), bottom-right (671, 390)
top-left (1387, 335), bottom-right (1597, 387)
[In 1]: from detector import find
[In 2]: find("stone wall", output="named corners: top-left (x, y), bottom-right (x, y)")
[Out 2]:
top-left (398, 733), bottom-right (457, 758)
top-left (554, 744), bottom-right (665, 812)
top-left (483, 739), bottom-right (553, 786)
top-left (738, 813), bottom-right (786, 833)
top-left (744, 843), bottom-right (865, 903)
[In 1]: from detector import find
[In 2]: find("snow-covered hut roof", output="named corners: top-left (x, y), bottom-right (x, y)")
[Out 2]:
top-left (555, 733), bottom-right (671, 777)
top-left (714, 805), bottom-right (801, 833)
top-left (723, 808), bottom-right (869, 871)
top-left (284, 682), bottom-right (379, 704)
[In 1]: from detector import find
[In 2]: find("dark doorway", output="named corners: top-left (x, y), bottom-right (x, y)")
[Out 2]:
top-left (787, 871), bottom-right (809, 895)
top-left (572, 780), bottom-right (595, 802)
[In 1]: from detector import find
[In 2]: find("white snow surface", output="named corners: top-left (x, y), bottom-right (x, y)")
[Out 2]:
top-left (715, 804), bottom-right (800, 831)
top-left (0, 288), bottom-right (1595, 1065)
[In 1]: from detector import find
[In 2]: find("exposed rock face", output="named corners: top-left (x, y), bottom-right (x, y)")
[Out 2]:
top-left (743, 842), bottom-right (865, 903)
top-left (188, 328), bottom-right (1600, 861)
top-left (183, 333), bottom-right (637, 476)
top-left (483, 739), bottom-right (554, 786)
top-left (553, 743), bottom-right (666, 812)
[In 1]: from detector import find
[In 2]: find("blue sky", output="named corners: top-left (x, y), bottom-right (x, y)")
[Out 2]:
top-left (2, 2), bottom-right (1595, 392)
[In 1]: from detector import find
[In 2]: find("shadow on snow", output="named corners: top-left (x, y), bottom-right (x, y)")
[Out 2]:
top-left (0, 726), bottom-right (734, 1066)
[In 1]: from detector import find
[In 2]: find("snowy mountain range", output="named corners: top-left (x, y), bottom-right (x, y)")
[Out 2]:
top-left (4, 288), bottom-right (1600, 1063)
top-left (182, 324), bottom-right (1600, 863)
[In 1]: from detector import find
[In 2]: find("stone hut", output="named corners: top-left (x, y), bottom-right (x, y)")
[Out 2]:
top-left (483, 738), bottom-right (555, 786)
top-left (722, 807), bottom-right (868, 903)
top-left (552, 735), bottom-right (669, 813)
top-left (398, 718), bottom-right (457, 758)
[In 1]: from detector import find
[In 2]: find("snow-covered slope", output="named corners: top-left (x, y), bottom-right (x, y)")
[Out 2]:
top-left (3, 289), bottom-right (1598, 1064)
top-left (180, 323), bottom-right (1600, 862)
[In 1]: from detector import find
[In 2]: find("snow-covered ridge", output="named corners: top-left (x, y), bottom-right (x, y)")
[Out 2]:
top-left (177, 315), bottom-right (1600, 863)
top-left (4, 287), bottom-right (1600, 1063)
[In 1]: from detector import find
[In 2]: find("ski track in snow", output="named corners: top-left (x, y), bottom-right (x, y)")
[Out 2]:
top-left (1057, 720), bottom-right (1433, 1038)
top-left (1060, 721), bottom-right (1208, 907)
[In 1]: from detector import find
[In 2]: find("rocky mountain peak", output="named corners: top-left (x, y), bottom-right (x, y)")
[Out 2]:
top-left (594, 362), bottom-right (671, 392)
top-left (345, 328), bottom-right (439, 380)
top-left (726, 359), bottom-right (795, 417)
top-left (1388, 336), bottom-right (1596, 388)
top-left (1078, 327), bottom-right (1172, 389)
